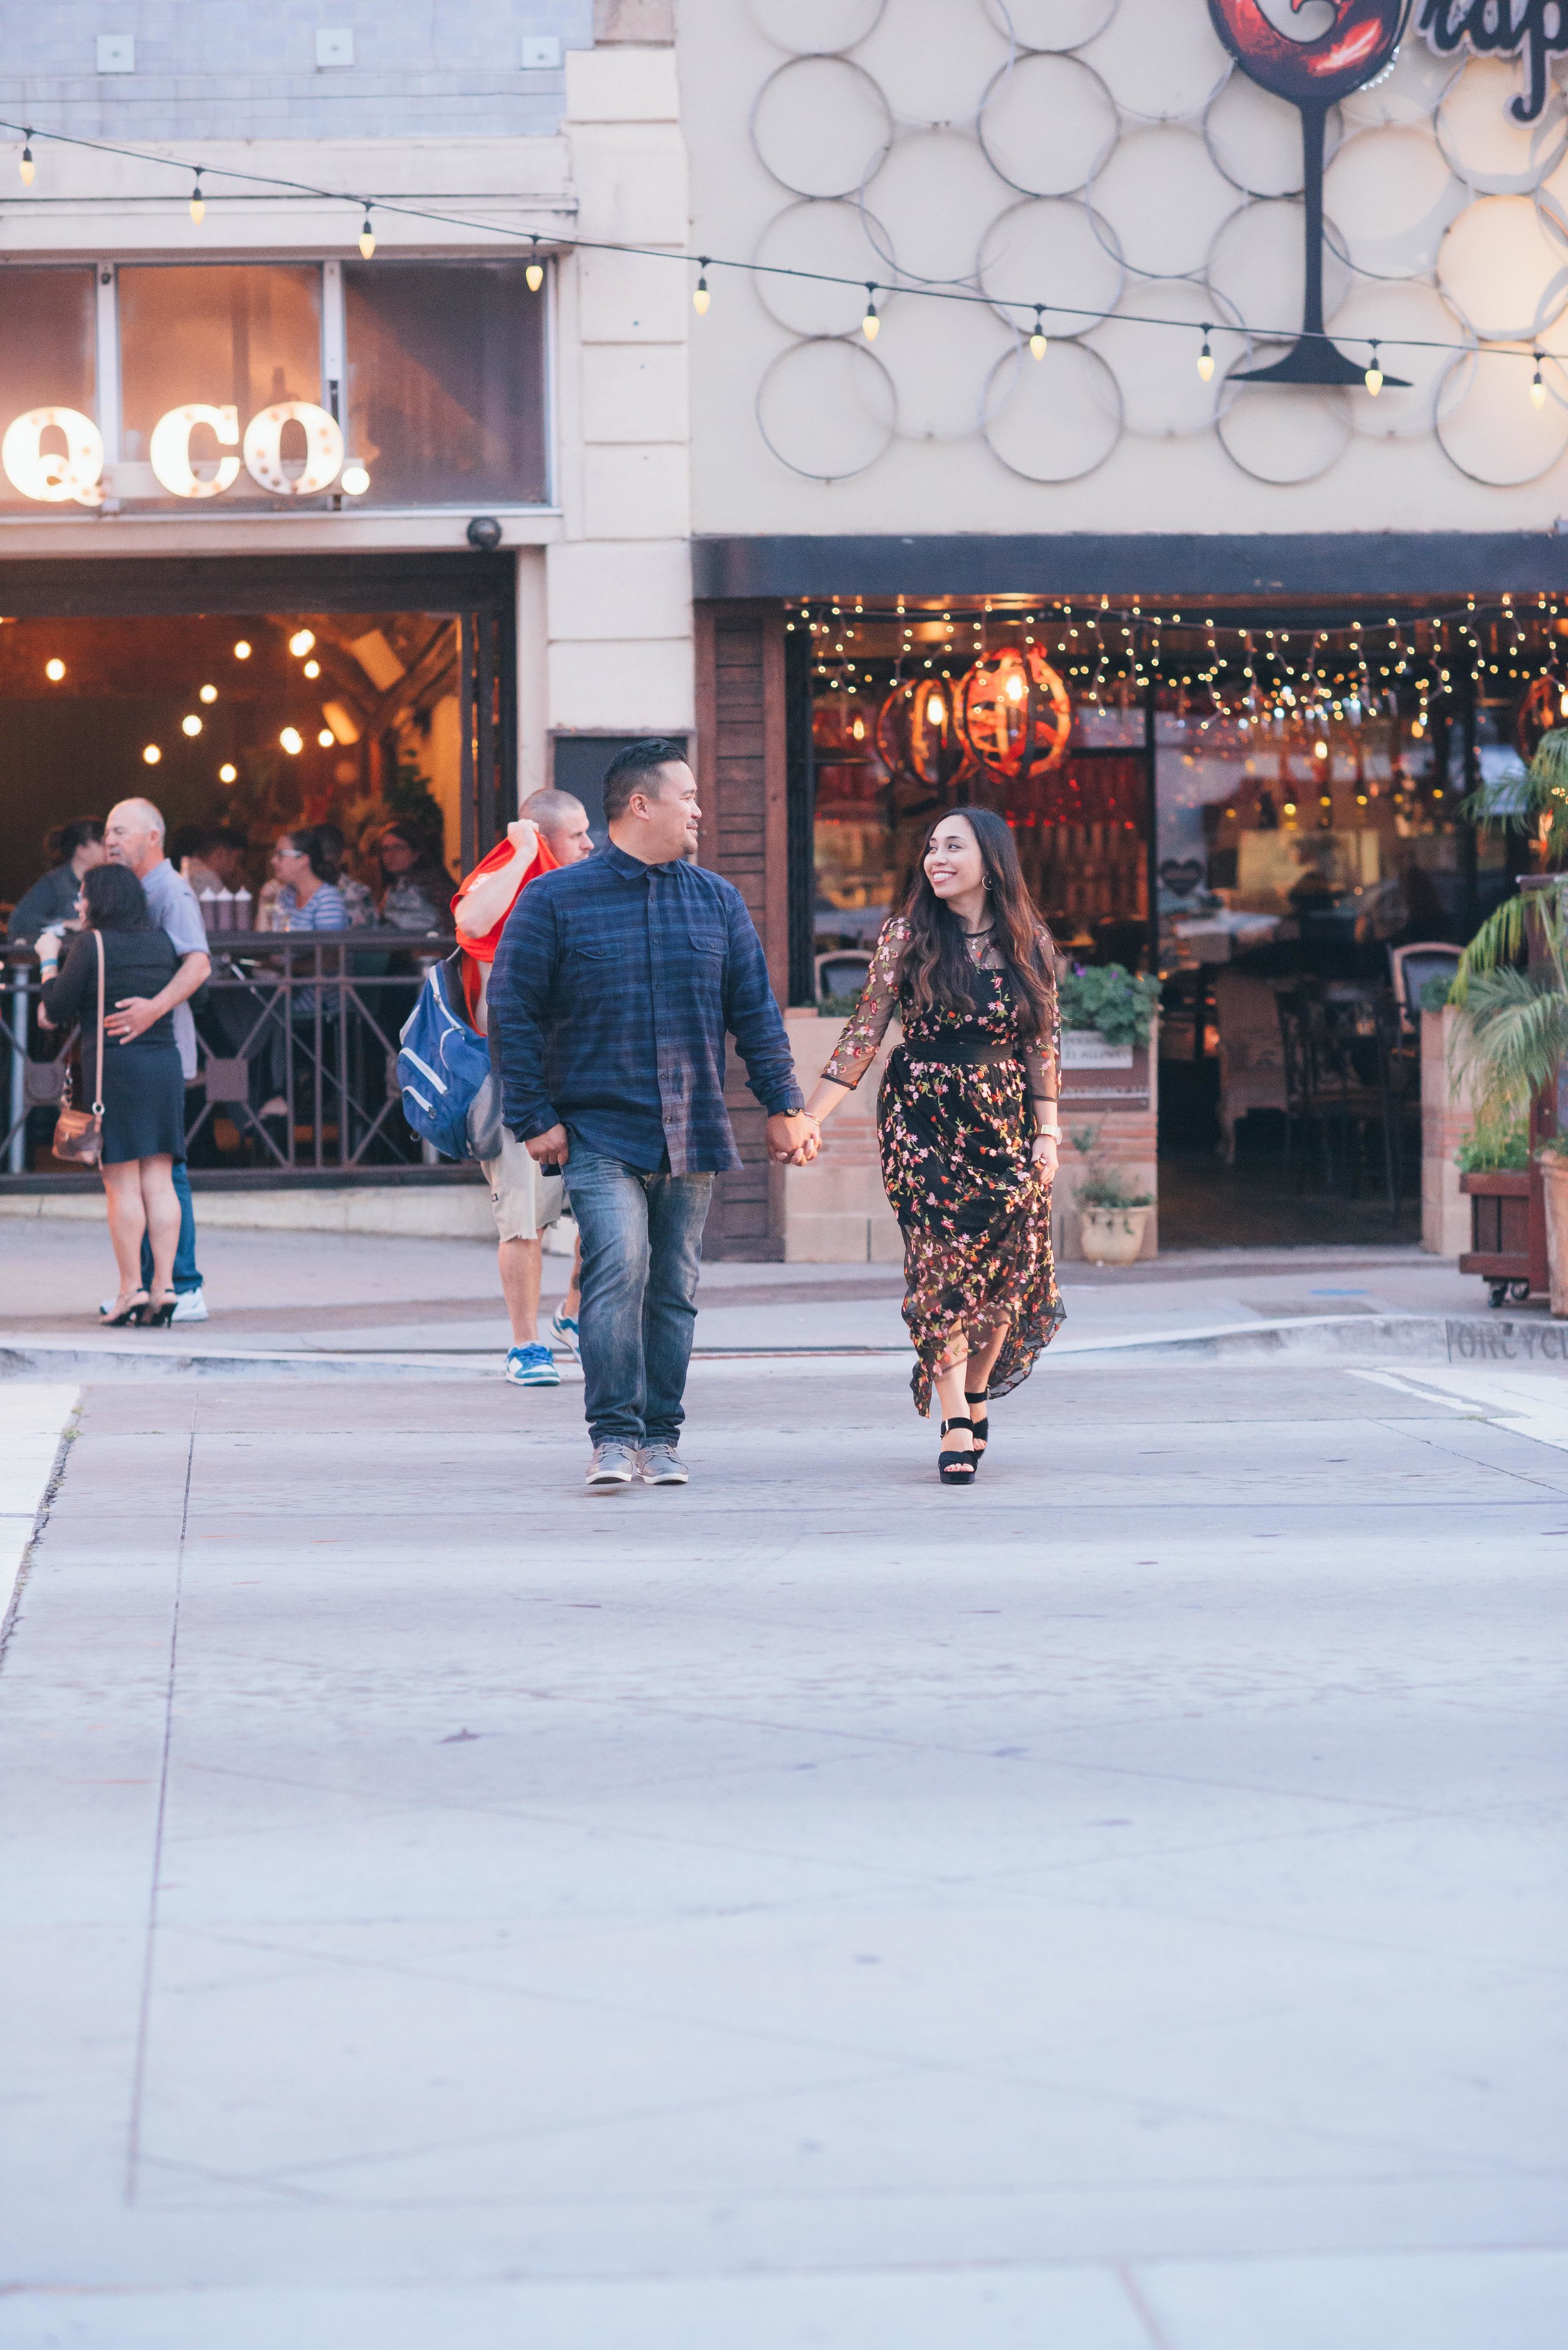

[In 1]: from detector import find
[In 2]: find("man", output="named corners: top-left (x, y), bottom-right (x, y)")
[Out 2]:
top-left (453, 789), bottom-right (594, 1388)
top-left (489, 740), bottom-right (818, 1489)
top-left (100, 797), bottom-right (212, 1321)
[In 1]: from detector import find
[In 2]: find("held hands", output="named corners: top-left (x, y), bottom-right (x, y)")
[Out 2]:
top-left (104, 996), bottom-right (158, 1043)
top-left (766, 1110), bottom-right (820, 1166)
top-left (526, 1122), bottom-right (570, 1169)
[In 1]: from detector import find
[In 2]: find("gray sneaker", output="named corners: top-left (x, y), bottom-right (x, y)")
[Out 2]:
top-left (639, 1443), bottom-right (689, 1486)
top-left (586, 1442), bottom-right (636, 1487)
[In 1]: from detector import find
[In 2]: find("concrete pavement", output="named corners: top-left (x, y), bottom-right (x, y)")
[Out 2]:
top-left (1, 1332), bottom-right (1565, 2346)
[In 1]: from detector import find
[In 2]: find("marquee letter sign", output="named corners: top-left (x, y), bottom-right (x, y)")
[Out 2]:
top-left (149, 403), bottom-right (241, 499)
top-left (1209, 3), bottom-right (1414, 387)
top-left (0, 396), bottom-right (347, 504)
top-left (1, 407), bottom-right (106, 506)
top-left (1421, 0), bottom-right (1568, 124)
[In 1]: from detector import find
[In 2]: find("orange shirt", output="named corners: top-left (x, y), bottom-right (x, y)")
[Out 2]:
top-left (453, 831), bottom-right (558, 1027)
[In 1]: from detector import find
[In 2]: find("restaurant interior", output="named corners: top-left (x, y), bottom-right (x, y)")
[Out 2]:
top-left (801, 590), bottom-right (1547, 1246)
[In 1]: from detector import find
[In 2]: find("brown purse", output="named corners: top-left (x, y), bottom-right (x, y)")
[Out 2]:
top-left (51, 929), bottom-right (106, 1168)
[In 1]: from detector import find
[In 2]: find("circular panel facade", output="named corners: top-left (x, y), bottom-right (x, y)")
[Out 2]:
top-left (756, 338), bottom-right (897, 479)
top-left (1092, 126), bottom-right (1239, 279)
top-left (1322, 124), bottom-right (1464, 280)
top-left (1436, 58), bottom-right (1568, 193)
top-left (978, 195), bottom-right (1125, 333)
top-left (1330, 280), bottom-right (1471, 440)
top-left (1093, 279), bottom-right (1237, 437)
top-left (1438, 193), bottom-right (1568, 341)
top-left (876, 295), bottom-right (1017, 440)
top-left (864, 129), bottom-right (1015, 281)
top-left (856, 0), bottom-right (1015, 124)
top-left (748, 0), bottom-right (886, 53)
top-left (1207, 197), bottom-right (1352, 338)
top-left (1077, 0), bottom-right (1231, 123)
top-left (1204, 72), bottom-right (1303, 197)
top-left (1436, 346), bottom-right (1568, 484)
top-left (1217, 381), bottom-right (1352, 484)
top-left (1337, 31), bottom-right (1451, 129)
top-left (984, 0), bottom-right (1120, 49)
top-left (980, 52), bottom-right (1119, 194)
top-left (752, 58), bottom-right (893, 198)
top-left (982, 338), bottom-right (1122, 479)
top-left (753, 199), bottom-right (899, 336)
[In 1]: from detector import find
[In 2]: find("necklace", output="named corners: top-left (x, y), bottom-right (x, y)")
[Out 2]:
top-left (960, 920), bottom-right (993, 938)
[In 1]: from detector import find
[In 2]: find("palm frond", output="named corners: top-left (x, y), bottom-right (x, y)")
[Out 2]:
top-left (1449, 967), bottom-right (1568, 1123)
top-left (1453, 886), bottom-right (1568, 999)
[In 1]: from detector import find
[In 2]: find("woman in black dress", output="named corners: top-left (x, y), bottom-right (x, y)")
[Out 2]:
top-left (38, 863), bottom-right (185, 1326)
top-left (803, 807), bottom-right (1064, 1484)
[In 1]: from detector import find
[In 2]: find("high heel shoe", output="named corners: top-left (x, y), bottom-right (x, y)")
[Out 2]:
top-left (103, 1291), bottom-right (149, 1327)
top-left (965, 1388), bottom-right (990, 1463)
top-left (938, 1417), bottom-right (977, 1486)
top-left (137, 1294), bottom-right (178, 1328)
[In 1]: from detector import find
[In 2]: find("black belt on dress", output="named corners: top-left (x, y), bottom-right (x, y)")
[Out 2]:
top-left (894, 1036), bottom-right (1021, 1068)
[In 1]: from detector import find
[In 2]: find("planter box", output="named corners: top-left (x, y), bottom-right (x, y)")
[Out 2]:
top-left (1060, 1031), bottom-right (1151, 1111)
top-left (1458, 1168), bottom-right (1546, 1301)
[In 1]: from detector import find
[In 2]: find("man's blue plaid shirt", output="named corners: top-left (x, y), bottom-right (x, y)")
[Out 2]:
top-left (488, 843), bottom-right (804, 1175)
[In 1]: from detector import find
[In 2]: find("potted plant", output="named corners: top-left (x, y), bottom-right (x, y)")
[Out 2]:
top-left (1067, 1123), bottom-right (1155, 1265)
top-left (1057, 963), bottom-right (1162, 1070)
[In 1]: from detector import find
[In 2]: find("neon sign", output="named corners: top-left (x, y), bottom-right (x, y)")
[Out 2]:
top-left (0, 400), bottom-right (354, 506)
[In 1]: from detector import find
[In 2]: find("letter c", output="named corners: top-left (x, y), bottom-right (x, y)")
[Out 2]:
top-left (1, 407), bottom-right (105, 506)
top-left (149, 403), bottom-right (241, 498)
top-left (242, 400), bottom-right (344, 496)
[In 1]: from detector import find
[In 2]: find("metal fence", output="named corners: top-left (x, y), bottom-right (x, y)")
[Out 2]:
top-left (3, 930), bottom-right (450, 1179)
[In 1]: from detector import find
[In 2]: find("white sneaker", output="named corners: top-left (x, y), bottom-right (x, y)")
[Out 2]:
top-left (586, 1442), bottom-right (636, 1487)
top-left (101, 1287), bottom-right (207, 1322)
top-left (549, 1307), bottom-right (580, 1359)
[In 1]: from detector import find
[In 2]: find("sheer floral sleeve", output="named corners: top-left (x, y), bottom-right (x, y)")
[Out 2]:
top-left (1023, 928), bottom-right (1060, 1105)
top-left (820, 915), bottom-right (908, 1090)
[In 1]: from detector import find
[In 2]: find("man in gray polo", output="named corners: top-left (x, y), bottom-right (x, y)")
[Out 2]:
top-left (101, 797), bottom-right (213, 1320)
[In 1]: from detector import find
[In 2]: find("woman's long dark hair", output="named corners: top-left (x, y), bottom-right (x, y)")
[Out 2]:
top-left (82, 863), bottom-right (152, 933)
top-left (281, 826), bottom-right (340, 885)
top-left (898, 805), bottom-right (1057, 1039)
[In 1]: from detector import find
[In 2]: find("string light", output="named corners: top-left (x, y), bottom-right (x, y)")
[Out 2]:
top-left (526, 235), bottom-right (543, 294)
top-left (1197, 327), bottom-right (1215, 383)
top-left (1365, 342), bottom-right (1384, 397)
top-left (189, 173), bottom-right (204, 225)
top-left (692, 258), bottom-right (711, 316)
top-left (358, 209), bottom-right (375, 259)
top-left (862, 284), bottom-right (879, 343)
top-left (1029, 308), bottom-right (1047, 361)
top-left (1532, 351), bottom-right (1547, 408)
top-left (18, 133), bottom-right (33, 186)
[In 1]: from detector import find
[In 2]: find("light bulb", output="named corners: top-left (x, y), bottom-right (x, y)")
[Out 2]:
top-left (45, 657), bottom-right (65, 681)
top-left (1005, 671), bottom-right (1025, 701)
top-left (19, 139), bottom-right (33, 188)
top-left (233, 639), bottom-right (252, 660)
top-left (303, 658), bottom-right (320, 679)
top-left (526, 240), bottom-right (544, 293)
top-left (862, 286), bottom-right (879, 342)
top-left (851, 715), bottom-right (865, 740)
top-left (182, 714), bottom-right (203, 737)
top-left (358, 213), bottom-right (376, 260)
top-left (1532, 354), bottom-right (1547, 408)
top-left (279, 726), bottom-right (304, 755)
top-left (1197, 332), bottom-right (1215, 383)
top-left (693, 268), bottom-right (710, 316)
top-left (317, 728), bottom-right (336, 748)
top-left (289, 629), bottom-right (315, 657)
top-left (199, 683), bottom-right (217, 703)
top-left (1365, 345), bottom-right (1384, 396)
top-left (189, 178), bottom-right (204, 225)
top-left (1314, 740), bottom-right (1327, 759)
top-left (1029, 324), bottom-right (1047, 361)
top-left (340, 462), bottom-right (370, 495)
top-left (218, 763), bottom-right (238, 784)
top-left (142, 744), bottom-right (162, 765)
top-left (928, 696), bottom-right (945, 726)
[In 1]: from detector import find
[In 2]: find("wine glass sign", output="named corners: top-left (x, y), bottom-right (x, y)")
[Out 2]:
top-left (1208, 2), bottom-right (1414, 387)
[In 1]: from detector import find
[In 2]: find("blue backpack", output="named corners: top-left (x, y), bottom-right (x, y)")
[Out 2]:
top-left (397, 955), bottom-right (492, 1162)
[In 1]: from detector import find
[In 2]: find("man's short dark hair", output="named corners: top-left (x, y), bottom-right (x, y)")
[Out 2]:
top-left (601, 739), bottom-right (689, 824)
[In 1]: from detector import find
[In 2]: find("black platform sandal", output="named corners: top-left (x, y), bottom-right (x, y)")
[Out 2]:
top-left (103, 1290), bottom-right (149, 1328)
top-left (965, 1388), bottom-right (990, 1462)
top-left (938, 1417), bottom-right (977, 1486)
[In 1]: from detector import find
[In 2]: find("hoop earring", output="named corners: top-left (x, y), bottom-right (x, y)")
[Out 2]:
top-left (983, 875), bottom-right (992, 890)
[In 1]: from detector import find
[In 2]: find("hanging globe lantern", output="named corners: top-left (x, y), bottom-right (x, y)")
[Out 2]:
top-left (875, 675), bottom-right (968, 792)
top-left (956, 646), bottom-right (1072, 780)
top-left (1516, 672), bottom-right (1568, 763)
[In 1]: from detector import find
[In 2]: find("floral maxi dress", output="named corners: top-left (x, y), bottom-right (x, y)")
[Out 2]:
top-left (822, 915), bottom-right (1066, 1416)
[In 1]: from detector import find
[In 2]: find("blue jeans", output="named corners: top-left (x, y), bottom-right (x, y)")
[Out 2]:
top-left (140, 1157), bottom-right (202, 1295)
top-left (564, 1146), bottom-right (714, 1448)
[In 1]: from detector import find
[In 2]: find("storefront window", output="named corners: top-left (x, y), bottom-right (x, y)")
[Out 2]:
top-left (344, 261), bottom-right (548, 508)
top-left (0, 268), bottom-right (97, 511)
top-left (118, 265), bottom-right (324, 506)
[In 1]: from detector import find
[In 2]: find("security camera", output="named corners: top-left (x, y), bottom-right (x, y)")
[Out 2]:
top-left (466, 516), bottom-right (503, 551)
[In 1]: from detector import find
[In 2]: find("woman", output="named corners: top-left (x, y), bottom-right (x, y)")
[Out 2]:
top-left (36, 863), bottom-right (184, 1326)
top-left (804, 807), bottom-right (1064, 1485)
top-left (6, 817), bottom-right (105, 946)
top-left (311, 823), bottom-right (375, 928)
top-left (259, 827), bottom-right (349, 1121)
top-left (375, 821), bottom-right (455, 935)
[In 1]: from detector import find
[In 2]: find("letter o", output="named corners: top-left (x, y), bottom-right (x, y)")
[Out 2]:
top-left (241, 400), bottom-right (344, 496)
top-left (1, 407), bottom-right (105, 506)
top-left (149, 403), bottom-right (241, 499)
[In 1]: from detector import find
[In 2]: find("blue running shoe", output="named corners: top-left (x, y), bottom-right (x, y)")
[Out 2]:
top-left (549, 1307), bottom-right (580, 1359)
top-left (506, 1342), bottom-right (559, 1387)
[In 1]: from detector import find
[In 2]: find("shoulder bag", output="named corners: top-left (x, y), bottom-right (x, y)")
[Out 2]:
top-left (51, 930), bottom-right (106, 1167)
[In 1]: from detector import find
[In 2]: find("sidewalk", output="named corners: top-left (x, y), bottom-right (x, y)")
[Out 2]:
top-left (1, 1344), bottom-right (1564, 2347)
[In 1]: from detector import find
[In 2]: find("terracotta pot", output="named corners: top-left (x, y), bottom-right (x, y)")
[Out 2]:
top-left (1078, 1201), bottom-right (1153, 1266)
top-left (1539, 1156), bottom-right (1568, 1317)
